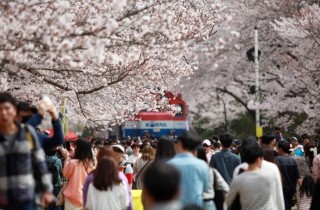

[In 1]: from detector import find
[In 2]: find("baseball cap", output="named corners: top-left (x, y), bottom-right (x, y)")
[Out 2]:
top-left (202, 139), bottom-right (211, 146)
top-left (112, 144), bottom-right (125, 153)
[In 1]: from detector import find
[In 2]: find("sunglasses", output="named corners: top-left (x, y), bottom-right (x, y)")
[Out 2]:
top-left (113, 148), bottom-right (123, 153)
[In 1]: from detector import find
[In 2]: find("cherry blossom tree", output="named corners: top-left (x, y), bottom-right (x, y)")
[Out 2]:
top-left (0, 0), bottom-right (225, 125)
top-left (181, 0), bottom-right (320, 134)
top-left (271, 1), bottom-right (320, 131)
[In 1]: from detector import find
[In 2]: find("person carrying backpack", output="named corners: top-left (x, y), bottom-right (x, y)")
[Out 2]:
top-left (0, 92), bottom-right (53, 210)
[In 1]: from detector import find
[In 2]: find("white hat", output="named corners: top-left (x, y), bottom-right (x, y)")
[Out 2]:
top-left (112, 144), bottom-right (125, 153)
top-left (202, 139), bottom-right (211, 146)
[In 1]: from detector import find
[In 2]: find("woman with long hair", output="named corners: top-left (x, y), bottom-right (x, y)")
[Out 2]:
top-left (133, 145), bottom-right (155, 189)
top-left (61, 139), bottom-right (95, 210)
top-left (195, 146), bottom-right (207, 163)
top-left (154, 138), bottom-right (176, 162)
top-left (82, 147), bottom-right (133, 209)
top-left (85, 156), bottom-right (129, 210)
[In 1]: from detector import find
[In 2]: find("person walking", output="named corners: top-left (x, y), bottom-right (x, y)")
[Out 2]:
top-left (112, 144), bottom-right (134, 188)
top-left (0, 92), bottom-right (53, 210)
top-left (60, 139), bottom-right (95, 210)
top-left (209, 133), bottom-right (240, 185)
top-left (226, 143), bottom-right (275, 210)
top-left (275, 140), bottom-right (302, 210)
top-left (168, 131), bottom-right (209, 207)
top-left (128, 143), bottom-right (141, 165)
top-left (233, 137), bottom-right (285, 210)
top-left (85, 156), bottom-right (129, 210)
top-left (82, 147), bottom-right (133, 210)
top-left (202, 139), bottom-right (214, 164)
top-left (133, 145), bottom-right (155, 189)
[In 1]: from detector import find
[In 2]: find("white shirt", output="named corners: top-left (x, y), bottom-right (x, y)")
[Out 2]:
top-left (128, 153), bottom-right (141, 165)
top-left (85, 182), bottom-right (129, 210)
top-left (232, 161), bottom-right (285, 210)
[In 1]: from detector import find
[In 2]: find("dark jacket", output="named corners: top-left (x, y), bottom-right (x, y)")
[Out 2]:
top-left (28, 113), bottom-right (64, 152)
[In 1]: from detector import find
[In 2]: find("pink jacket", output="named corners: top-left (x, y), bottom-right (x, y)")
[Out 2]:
top-left (63, 159), bottom-right (94, 207)
top-left (312, 154), bottom-right (320, 182)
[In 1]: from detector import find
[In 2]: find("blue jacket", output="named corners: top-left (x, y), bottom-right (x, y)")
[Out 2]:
top-left (28, 113), bottom-right (64, 152)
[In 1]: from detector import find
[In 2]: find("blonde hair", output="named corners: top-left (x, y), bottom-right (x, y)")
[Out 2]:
top-left (141, 145), bottom-right (155, 161)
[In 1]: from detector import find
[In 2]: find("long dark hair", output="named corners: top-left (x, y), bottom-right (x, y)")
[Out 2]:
top-left (300, 175), bottom-right (315, 198)
top-left (196, 146), bottom-right (207, 163)
top-left (74, 138), bottom-right (94, 169)
top-left (155, 138), bottom-right (176, 162)
top-left (93, 156), bottom-right (121, 190)
top-left (304, 142), bottom-right (316, 168)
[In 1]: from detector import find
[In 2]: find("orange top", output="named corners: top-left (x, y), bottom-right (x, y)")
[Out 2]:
top-left (63, 159), bottom-right (94, 207)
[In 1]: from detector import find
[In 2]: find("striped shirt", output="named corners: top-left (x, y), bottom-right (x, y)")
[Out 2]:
top-left (226, 169), bottom-right (275, 210)
top-left (0, 123), bottom-right (52, 209)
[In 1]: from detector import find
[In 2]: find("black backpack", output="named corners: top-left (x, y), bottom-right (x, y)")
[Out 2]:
top-left (46, 157), bottom-right (60, 186)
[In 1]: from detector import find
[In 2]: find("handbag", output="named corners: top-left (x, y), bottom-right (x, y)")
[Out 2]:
top-left (56, 181), bottom-right (68, 206)
top-left (133, 160), bottom-right (151, 189)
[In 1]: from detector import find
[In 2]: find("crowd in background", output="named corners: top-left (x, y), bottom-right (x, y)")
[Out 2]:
top-left (1, 91), bottom-right (320, 210)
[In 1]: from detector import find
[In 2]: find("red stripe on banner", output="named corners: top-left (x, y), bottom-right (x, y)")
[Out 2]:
top-left (135, 112), bottom-right (186, 121)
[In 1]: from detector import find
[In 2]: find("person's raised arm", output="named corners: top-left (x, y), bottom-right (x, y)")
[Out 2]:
top-left (42, 105), bottom-right (64, 151)
top-left (27, 101), bottom-right (46, 127)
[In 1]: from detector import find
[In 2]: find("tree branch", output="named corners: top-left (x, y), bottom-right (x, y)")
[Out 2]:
top-left (216, 87), bottom-right (255, 119)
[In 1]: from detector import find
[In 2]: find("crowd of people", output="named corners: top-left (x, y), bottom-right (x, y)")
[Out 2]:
top-left (1, 91), bottom-right (320, 210)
